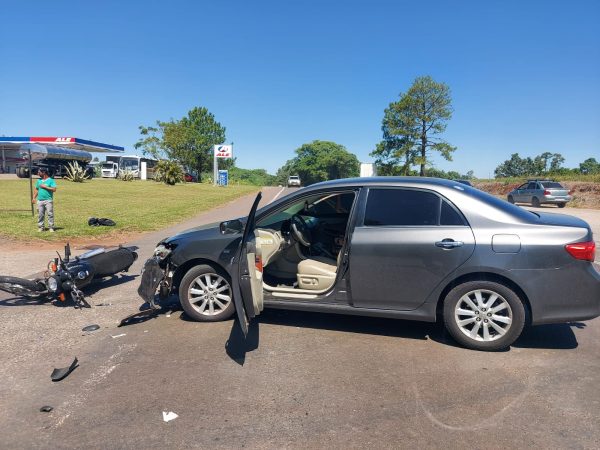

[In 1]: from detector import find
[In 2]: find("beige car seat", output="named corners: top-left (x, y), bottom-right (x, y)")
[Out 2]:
top-left (296, 252), bottom-right (341, 290)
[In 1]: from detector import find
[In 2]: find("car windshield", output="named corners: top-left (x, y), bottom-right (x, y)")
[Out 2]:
top-left (289, 176), bottom-right (299, 180)
top-left (102, 163), bottom-right (114, 169)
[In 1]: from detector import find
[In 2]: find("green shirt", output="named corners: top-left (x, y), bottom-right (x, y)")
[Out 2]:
top-left (36, 177), bottom-right (56, 201)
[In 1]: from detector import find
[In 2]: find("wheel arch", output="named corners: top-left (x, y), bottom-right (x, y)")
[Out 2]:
top-left (172, 258), bottom-right (231, 291)
top-left (435, 272), bottom-right (532, 325)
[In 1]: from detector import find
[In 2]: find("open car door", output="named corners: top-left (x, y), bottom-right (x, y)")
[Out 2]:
top-left (231, 192), bottom-right (264, 336)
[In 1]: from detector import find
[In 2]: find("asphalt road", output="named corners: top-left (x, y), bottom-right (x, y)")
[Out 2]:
top-left (1, 187), bottom-right (600, 449)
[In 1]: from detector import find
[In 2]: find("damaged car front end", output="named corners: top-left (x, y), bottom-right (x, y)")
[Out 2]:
top-left (138, 242), bottom-right (177, 309)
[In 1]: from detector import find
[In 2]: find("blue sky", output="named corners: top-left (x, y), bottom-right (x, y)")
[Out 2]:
top-left (1, 0), bottom-right (598, 177)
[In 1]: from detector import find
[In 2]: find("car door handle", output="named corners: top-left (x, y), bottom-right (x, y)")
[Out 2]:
top-left (435, 239), bottom-right (464, 249)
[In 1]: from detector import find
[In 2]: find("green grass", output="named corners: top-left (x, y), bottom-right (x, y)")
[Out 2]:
top-left (0, 179), bottom-right (258, 241)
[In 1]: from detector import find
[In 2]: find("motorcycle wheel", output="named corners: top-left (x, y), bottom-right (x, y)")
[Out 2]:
top-left (0, 276), bottom-right (48, 298)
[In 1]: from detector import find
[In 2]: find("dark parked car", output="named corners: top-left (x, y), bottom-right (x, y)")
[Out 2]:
top-left (184, 173), bottom-right (197, 183)
top-left (508, 180), bottom-right (572, 208)
top-left (139, 177), bottom-right (599, 351)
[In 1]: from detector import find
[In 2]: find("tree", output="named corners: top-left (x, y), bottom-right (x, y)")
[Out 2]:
top-left (135, 107), bottom-right (226, 181)
top-left (276, 140), bottom-right (359, 186)
top-left (495, 152), bottom-right (567, 178)
top-left (579, 157), bottom-right (600, 174)
top-left (371, 75), bottom-right (456, 176)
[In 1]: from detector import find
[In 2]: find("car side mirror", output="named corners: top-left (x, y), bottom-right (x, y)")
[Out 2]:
top-left (220, 219), bottom-right (243, 234)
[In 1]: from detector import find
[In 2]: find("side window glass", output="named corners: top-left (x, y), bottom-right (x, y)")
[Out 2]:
top-left (527, 182), bottom-right (537, 189)
top-left (517, 183), bottom-right (528, 190)
top-left (364, 189), bottom-right (440, 226)
top-left (440, 200), bottom-right (466, 226)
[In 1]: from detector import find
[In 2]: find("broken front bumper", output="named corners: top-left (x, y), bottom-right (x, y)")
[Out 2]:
top-left (137, 257), bottom-right (166, 309)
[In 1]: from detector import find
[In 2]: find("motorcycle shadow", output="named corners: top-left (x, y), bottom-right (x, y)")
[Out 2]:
top-left (0, 294), bottom-right (53, 307)
top-left (84, 273), bottom-right (139, 296)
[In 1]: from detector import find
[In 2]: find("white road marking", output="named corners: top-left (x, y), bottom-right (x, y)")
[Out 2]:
top-left (269, 186), bottom-right (286, 204)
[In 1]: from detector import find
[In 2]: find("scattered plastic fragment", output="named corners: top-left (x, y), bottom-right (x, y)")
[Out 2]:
top-left (111, 333), bottom-right (126, 339)
top-left (82, 324), bottom-right (100, 332)
top-left (95, 303), bottom-right (112, 307)
top-left (51, 357), bottom-right (79, 382)
top-left (166, 313), bottom-right (171, 318)
top-left (40, 406), bottom-right (53, 412)
top-left (163, 411), bottom-right (178, 422)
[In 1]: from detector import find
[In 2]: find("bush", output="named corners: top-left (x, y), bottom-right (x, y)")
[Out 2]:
top-left (64, 162), bottom-right (90, 182)
top-left (154, 160), bottom-right (184, 185)
top-left (119, 169), bottom-right (136, 181)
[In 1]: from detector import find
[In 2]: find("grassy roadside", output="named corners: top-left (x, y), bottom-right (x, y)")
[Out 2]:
top-left (0, 179), bottom-right (258, 241)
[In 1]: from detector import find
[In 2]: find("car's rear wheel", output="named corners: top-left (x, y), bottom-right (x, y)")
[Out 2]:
top-left (507, 195), bottom-right (514, 204)
top-left (443, 281), bottom-right (525, 351)
top-left (179, 265), bottom-right (235, 322)
top-left (532, 197), bottom-right (540, 207)
top-left (558, 202), bottom-right (566, 208)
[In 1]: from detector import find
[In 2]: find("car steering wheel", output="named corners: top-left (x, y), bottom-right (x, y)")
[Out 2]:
top-left (291, 214), bottom-right (312, 247)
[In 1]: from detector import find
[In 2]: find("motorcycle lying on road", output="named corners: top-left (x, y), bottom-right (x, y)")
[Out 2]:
top-left (0, 243), bottom-right (138, 308)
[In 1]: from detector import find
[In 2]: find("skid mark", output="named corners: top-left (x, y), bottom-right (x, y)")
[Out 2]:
top-left (413, 379), bottom-right (531, 431)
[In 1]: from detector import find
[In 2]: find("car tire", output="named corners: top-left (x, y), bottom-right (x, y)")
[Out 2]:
top-left (507, 195), bottom-right (514, 204)
top-left (532, 197), bottom-right (540, 207)
top-left (443, 281), bottom-right (526, 351)
top-left (179, 264), bottom-right (235, 322)
top-left (558, 203), bottom-right (566, 208)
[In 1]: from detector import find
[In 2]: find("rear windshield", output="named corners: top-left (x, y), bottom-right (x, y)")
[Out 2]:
top-left (541, 182), bottom-right (564, 188)
top-left (460, 185), bottom-right (539, 221)
top-left (289, 176), bottom-right (299, 180)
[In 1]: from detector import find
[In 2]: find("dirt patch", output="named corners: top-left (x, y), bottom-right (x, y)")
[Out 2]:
top-left (473, 181), bottom-right (600, 209)
top-left (0, 231), bottom-right (143, 252)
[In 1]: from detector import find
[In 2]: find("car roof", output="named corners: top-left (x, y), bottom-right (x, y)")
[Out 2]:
top-left (304, 176), bottom-right (460, 190)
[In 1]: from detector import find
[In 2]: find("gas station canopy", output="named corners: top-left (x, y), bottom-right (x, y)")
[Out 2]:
top-left (0, 136), bottom-right (124, 153)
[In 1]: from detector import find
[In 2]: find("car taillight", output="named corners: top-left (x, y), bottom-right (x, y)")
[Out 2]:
top-left (565, 241), bottom-right (596, 261)
top-left (543, 190), bottom-right (551, 195)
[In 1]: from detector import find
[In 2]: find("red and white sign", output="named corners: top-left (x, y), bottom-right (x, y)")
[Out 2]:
top-left (29, 137), bottom-right (75, 144)
top-left (214, 144), bottom-right (232, 158)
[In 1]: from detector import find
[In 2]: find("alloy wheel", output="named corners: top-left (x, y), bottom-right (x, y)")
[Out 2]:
top-left (454, 289), bottom-right (513, 342)
top-left (188, 273), bottom-right (232, 316)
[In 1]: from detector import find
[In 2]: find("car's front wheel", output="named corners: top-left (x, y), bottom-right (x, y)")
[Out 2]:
top-left (179, 265), bottom-right (235, 322)
top-left (507, 195), bottom-right (514, 204)
top-left (443, 281), bottom-right (526, 351)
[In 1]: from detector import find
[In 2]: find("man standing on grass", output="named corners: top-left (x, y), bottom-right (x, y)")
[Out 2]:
top-left (32, 168), bottom-right (57, 232)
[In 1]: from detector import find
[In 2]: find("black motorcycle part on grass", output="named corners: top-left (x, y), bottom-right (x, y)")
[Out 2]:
top-left (88, 217), bottom-right (116, 227)
top-left (85, 248), bottom-right (137, 278)
top-left (0, 276), bottom-right (47, 297)
top-left (137, 257), bottom-right (164, 309)
top-left (51, 357), bottom-right (78, 382)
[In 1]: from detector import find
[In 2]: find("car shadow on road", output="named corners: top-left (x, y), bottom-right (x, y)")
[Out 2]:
top-left (256, 309), bottom-right (583, 351)
top-left (512, 323), bottom-right (583, 350)
top-left (257, 309), bottom-right (435, 341)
